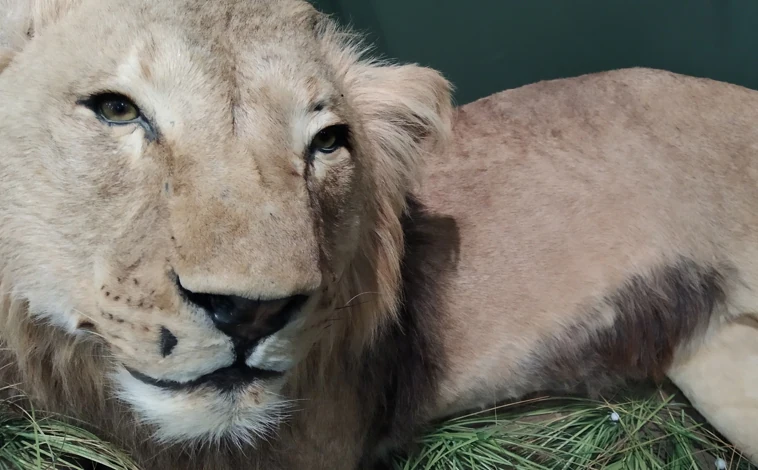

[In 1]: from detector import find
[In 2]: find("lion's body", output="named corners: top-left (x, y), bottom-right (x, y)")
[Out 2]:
top-left (1, 0), bottom-right (758, 468)
top-left (427, 68), bottom-right (758, 413)
top-left (423, 72), bottom-right (758, 462)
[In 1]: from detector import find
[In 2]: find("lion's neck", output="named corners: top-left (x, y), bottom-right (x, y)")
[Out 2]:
top-left (309, 196), bottom-right (458, 461)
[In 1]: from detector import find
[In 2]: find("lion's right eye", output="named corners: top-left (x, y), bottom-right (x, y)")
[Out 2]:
top-left (95, 94), bottom-right (140, 123)
top-left (80, 93), bottom-right (142, 124)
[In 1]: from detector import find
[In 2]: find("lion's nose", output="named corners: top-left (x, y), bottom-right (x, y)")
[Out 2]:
top-left (176, 278), bottom-right (308, 339)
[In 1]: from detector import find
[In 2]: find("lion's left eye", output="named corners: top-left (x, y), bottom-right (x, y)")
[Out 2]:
top-left (310, 125), bottom-right (348, 154)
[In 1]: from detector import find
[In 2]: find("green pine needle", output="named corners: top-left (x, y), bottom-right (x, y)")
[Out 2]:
top-left (0, 385), bottom-right (754, 469)
top-left (0, 398), bottom-right (138, 470)
top-left (393, 387), bottom-right (756, 470)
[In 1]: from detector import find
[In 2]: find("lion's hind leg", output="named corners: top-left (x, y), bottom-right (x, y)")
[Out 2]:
top-left (667, 315), bottom-right (758, 465)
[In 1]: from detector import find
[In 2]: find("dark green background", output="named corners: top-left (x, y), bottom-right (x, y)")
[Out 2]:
top-left (311, 0), bottom-right (758, 105)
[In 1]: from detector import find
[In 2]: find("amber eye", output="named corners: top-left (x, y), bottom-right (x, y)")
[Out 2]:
top-left (81, 93), bottom-right (141, 123)
top-left (310, 125), bottom-right (347, 154)
top-left (98, 95), bottom-right (140, 122)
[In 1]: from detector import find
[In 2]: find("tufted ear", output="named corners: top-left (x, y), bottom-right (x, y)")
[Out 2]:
top-left (0, 0), bottom-right (80, 72)
top-left (346, 63), bottom-right (454, 201)
top-left (314, 16), bottom-right (453, 203)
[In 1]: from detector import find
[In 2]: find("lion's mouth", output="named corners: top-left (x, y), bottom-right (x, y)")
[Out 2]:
top-left (125, 360), bottom-right (283, 392)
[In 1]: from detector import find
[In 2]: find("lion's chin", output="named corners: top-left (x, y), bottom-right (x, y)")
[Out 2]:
top-left (113, 368), bottom-right (289, 445)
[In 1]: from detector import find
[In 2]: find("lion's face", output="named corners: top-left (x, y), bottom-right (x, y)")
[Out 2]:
top-left (0, 0), bottom-right (451, 444)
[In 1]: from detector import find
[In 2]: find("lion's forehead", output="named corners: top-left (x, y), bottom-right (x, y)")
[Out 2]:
top-left (93, 0), bottom-right (324, 64)
top-left (73, 0), bottom-right (340, 133)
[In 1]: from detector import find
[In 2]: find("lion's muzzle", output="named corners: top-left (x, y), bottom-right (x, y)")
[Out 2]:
top-left (121, 275), bottom-right (312, 391)
top-left (125, 361), bottom-right (283, 392)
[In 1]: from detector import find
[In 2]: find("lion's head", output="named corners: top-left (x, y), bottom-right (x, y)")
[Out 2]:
top-left (0, 0), bottom-right (451, 445)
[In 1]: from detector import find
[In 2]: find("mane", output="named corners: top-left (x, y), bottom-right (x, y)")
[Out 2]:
top-left (355, 196), bottom-right (458, 463)
top-left (308, 16), bottom-right (453, 358)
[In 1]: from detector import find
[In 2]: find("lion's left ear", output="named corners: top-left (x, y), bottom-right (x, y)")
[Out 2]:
top-left (346, 63), bottom-right (454, 195)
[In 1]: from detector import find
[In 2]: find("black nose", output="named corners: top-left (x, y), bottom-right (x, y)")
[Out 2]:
top-left (176, 279), bottom-right (308, 339)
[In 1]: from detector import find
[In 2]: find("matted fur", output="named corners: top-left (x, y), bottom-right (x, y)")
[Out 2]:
top-left (3, 0), bottom-right (758, 468)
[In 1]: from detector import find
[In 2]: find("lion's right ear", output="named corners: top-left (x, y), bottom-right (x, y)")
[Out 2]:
top-left (343, 63), bottom-right (454, 202)
top-left (0, 0), bottom-right (80, 72)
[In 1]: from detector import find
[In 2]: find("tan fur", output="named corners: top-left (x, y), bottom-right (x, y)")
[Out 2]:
top-left (421, 68), bottom-right (758, 464)
top-left (3, 0), bottom-right (758, 468)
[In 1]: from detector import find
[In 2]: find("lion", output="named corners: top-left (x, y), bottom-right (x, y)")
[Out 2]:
top-left (1, 0), bottom-right (758, 468)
